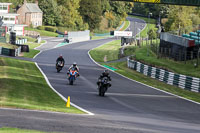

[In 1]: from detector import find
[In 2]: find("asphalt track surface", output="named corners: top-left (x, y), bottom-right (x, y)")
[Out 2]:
top-left (1, 18), bottom-right (200, 133)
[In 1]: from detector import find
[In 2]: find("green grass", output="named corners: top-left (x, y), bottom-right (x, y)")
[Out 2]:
top-left (91, 36), bottom-right (107, 40)
top-left (22, 42), bottom-right (41, 58)
top-left (134, 46), bottom-right (200, 78)
top-left (89, 40), bottom-right (200, 103)
top-left (0, 127), bottom-right (59, 133)
top-left (25, 27), bottom-right (58, 37)
top-left (129, 15), bottom-right (157, 38)
top-left (0, 43), bottom-right (19, 49)
top-left (120, 20), bottom-right (130, 31)
top-left (0, 57), bottom-right (84, 114)
top-left (22, 40), bottom-right (46, 58)
top-left (89, 40), bottom-right (121, 62)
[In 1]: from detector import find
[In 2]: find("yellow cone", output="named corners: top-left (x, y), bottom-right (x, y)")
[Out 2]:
top-left (66, 96), bottom-right (70, 108)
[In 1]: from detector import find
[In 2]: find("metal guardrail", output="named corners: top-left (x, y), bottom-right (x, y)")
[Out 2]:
top-left (127, 57), bottom-right (200, 93)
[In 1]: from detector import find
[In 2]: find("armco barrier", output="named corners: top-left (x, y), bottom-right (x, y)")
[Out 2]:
top-left (127, 57), bottom-right (200, 93)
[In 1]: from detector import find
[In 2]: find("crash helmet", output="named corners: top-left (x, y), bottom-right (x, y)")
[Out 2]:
top-left (103, 69), bottom-right (109, 75)
top-left (73, 62), bottom-right (77, 67)
top-left (59, 54), bottom-right (63, 58)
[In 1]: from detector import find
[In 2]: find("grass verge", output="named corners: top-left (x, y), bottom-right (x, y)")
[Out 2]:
top-left (89, 40), bottom-right (200, 103)
top-left (129, 15), bottom-right (157, 38)
top-left (25, 27), bottom-right (58, 37)
top-left (123, 45), bottom-right (200, 78)
top-left (0, 43), bottom-right (19, 49)
top-left (120, 20), bottom-right (130, 31)
top-left (22, 40), bottom-right (45, 58)
top-left (89, 40), bottom-right (121, 62)
top-left (0, 57), bottom-right (84, 114)
top-left (0, 127), bottom-right (59, 133)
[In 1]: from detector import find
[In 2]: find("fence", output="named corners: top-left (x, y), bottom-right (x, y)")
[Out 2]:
top-left (127, 57), bottom-right (200, 93)
top-left (16, 38), bottom-right (27, 45)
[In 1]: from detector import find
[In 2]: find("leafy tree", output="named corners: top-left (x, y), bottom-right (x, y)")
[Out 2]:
top-left (79, 0), bottom-right (102, 31)
top-left (39, 0), bottom-right (61, 26)
top-left (148, 28), bottom-right (157, 39)
top-left (57, 0), bottom-right (88, 30)
top-left (164, 5), bottom-right (193, 33)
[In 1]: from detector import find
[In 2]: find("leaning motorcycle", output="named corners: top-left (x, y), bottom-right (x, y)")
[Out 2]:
top-left (97, 77), bottom-right (111, 96)
top-left (68, 69), bottom-right (78, 85)
top-left (56, 61), bottom-right (64, 73)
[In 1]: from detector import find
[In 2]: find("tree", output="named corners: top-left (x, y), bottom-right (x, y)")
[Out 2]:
top-left (79, 0), bottom-right (102, 31)
top-left (57, 0), bottom-right (87, 30)
top-left (39, 0), bottom-right (61, 26)
top-left (164, 5), bottom-right (193, 33)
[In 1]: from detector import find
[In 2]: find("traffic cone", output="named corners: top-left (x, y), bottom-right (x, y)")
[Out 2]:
top-left (66, 96), bottom-right (70, 108)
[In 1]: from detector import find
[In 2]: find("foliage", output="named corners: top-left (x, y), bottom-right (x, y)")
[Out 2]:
top-left (57, 0), bottom-right (88, 30)
top-left (44, 26), bottom-right (57, 32)
top-left (132, 3), bottom-right (169, 18)
top-left (39, 0), bottom-right (61, 26)
top-left (6, 0), bottom-right (134, 31)
top-left (79, 0), bottom-right (102, 31)
top-left (164, 5), bottom-right (193, 32)
top-left (148, 28), bottom-right (157, 39)
top-left (37, 26), bottom-right (45, 30)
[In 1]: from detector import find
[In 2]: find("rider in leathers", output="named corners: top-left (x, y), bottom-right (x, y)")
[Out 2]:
top-left (97, 69), bottom-right (111, 87)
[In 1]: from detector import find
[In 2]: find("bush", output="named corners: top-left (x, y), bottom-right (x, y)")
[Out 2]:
top-left (44, 26), bottom-right (57, 32)
top-left (37, 26), bottom-right (45, 30)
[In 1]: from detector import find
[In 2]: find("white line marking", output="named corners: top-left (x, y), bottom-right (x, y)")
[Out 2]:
top-left (34, 40), bottom-right (47, 50)
top-left (33, 51), bottom-right (42, 59)
top-left (88, 42), bottom-right (200, 106)
top-left (35, 62), bottom-right (94, 115)
top-left (33, 40), bottom-right (47, 59)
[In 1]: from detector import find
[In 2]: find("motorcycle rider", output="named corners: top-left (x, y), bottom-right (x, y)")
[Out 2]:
top-left (97, 69), bottom-right (111, 87)
top-left (56, 55), bottom-right (65, 68)
top-left (68, 62), bottom-right (80, 77)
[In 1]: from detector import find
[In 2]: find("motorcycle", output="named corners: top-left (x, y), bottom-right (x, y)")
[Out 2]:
top-left (68, 68), bottom-right (78, 85)
top-left (97, 77), bottom-right (111, 96)
top-left (56, 61), bottom-right (64, 73)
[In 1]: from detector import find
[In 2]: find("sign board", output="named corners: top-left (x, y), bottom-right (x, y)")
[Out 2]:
top-left (114, 31), bottom-right (133, 37)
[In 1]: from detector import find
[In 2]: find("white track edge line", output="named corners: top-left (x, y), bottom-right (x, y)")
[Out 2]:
top-left (33, 40), bottom-right (47, 59)
top-left (88, 42), bottom-right (200, 106)
top-left (35, 63), bottom-right (94, 115)
top-left (33, 51), bottom-right (42, 59)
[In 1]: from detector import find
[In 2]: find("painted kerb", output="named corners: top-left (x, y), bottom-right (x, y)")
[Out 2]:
top-left (127, 57), bottom-right (200, 93)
